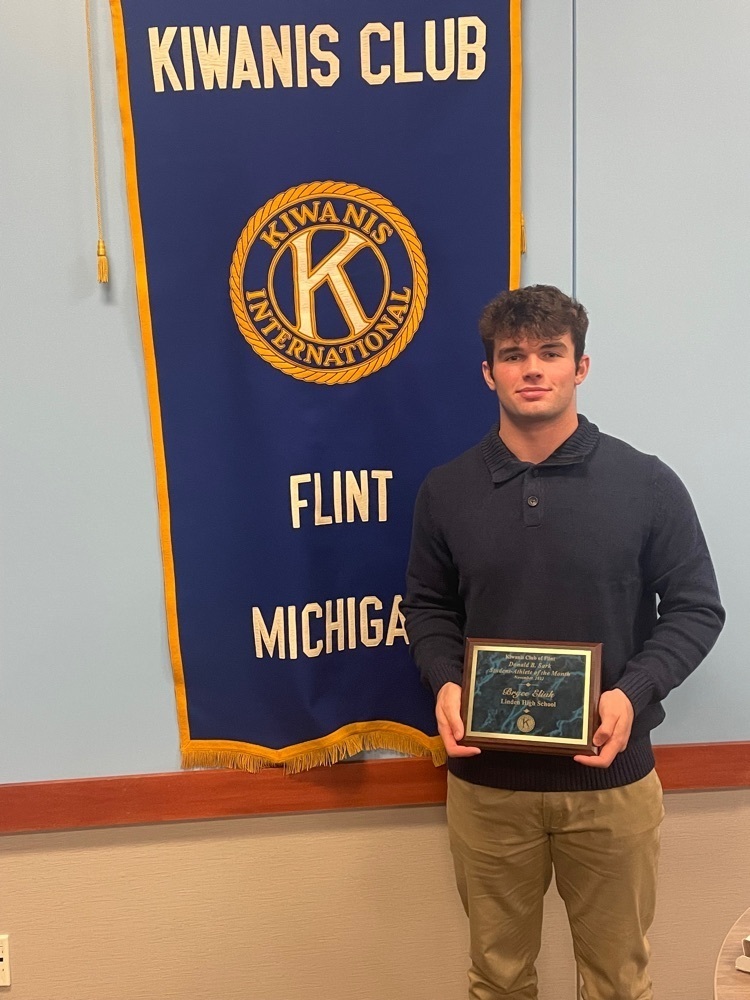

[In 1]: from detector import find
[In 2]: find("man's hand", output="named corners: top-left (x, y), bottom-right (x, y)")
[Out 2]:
top-left (436, 682), bottom-right (481, 758)
top-left (574, 689), bottom-right (634, 768)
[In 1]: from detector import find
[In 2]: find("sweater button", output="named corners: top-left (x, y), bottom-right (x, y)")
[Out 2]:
top-left (527, 496), bottom-right (539, 507)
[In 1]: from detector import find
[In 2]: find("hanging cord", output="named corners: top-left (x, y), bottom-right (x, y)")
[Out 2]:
top-left (85, 0), bottom-right (109, 282)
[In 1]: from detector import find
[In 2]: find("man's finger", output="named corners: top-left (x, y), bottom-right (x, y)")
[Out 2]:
top-left (439, 726), bottom-right (481, 757)
top-left (574, 742), bottom-right (619, 767)
top-left (575, 726), bottom-right (628, 767)
top-left (592, 717), bottom-right (614, 747)
top-left (436, 702), bottom-right (462, 739)
top-left (449, 711), bottom-right (465, 743)
top-left (436, 711), bottom-right (480, 757)
top-left (435, 684), bottom-right (481, 757)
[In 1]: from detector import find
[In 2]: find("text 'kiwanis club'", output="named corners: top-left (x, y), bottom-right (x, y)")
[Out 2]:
top-left (148, 17), bottom-right (489, 92)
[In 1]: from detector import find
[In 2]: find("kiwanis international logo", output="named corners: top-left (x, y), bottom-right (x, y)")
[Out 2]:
top-left (230, 182), bottom-right (428, 384)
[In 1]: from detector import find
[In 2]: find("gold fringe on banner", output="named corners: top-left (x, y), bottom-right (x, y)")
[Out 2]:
top-left (182, 730), bottom-right (447, 774)
top-left (85, 0), bottom-right (109, 282)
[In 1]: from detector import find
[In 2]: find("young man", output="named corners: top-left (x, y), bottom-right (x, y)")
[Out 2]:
top-left (403, 285), bottom-right (724, 1000)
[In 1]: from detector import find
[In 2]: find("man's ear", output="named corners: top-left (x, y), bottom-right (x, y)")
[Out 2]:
top-left (481, 360), bottom-right (495, 391)
top-left (575, 354), bottom-right (590, 386)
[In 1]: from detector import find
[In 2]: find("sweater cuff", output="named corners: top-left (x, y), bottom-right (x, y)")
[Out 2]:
top-left (614, 671), bottom-right (656, 717)
top-left (423, 657), bottom-right (464, 699)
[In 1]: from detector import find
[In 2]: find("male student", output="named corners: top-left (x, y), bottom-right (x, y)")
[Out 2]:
top-left (402, 285), bottom-right (724, 1000)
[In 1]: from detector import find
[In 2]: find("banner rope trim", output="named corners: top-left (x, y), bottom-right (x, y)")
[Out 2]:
top-left (109, 0), bottom-right (192, 746)
top-left (509, 0), bottom-right (523, 288)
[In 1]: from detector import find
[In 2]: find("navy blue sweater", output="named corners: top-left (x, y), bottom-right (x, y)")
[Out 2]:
top-left (403, 416), bottom-right (725, 791)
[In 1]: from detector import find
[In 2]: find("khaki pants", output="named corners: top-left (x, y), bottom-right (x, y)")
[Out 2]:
top-left (447, 770), bottom-right (664, 1000)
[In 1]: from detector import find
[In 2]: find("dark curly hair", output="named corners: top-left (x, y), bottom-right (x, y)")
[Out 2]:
top-left (479, 285), bottom-right (589, 366)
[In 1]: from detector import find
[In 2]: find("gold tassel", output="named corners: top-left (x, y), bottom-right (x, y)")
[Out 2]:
top-left (520, 212), bottom-right (527, 254)
top-left (97, 239), bottom-right (109, 283)
top-left (86, 0), bottom-right (109, 283)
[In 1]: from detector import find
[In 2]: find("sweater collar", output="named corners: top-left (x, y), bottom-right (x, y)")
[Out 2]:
top-left (480, 414), bottom-right (600, 484)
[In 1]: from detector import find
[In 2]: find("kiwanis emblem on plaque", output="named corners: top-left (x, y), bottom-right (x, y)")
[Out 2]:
top-left (230, 181), bottom-right (428, 384)
top-left (517, 710), bottom-right (536, 733)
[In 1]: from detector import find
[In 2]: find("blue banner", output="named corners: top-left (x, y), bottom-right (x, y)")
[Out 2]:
top-left (110, 0), bottom-right (521, 770)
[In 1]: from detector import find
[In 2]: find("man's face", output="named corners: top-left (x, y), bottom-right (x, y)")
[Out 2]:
top-left (481, 330), bottom-right (589, 424)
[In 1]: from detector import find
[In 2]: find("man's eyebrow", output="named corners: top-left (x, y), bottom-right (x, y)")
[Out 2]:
top-left (496, 340), bottom-right (568, 357)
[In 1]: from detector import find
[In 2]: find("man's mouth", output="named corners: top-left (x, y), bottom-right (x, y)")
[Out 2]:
top-left (517, 388), bottom-right (551, 398)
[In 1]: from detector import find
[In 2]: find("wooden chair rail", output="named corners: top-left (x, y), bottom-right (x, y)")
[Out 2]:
top-left (1, 742), bottom-right (748, 836)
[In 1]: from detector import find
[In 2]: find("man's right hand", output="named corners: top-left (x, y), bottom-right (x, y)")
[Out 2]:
top-left (436, 682), bottom-right (481, 758)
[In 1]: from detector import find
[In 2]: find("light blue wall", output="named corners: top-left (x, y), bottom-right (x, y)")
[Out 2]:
top-left (1, 1), bottom-right (178, 781)
top-left (0, 2), bottom-right (745, 783)
top-left (573, 1), bottom-right (749, 741)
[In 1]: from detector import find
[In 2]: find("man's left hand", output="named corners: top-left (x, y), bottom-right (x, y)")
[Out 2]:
top-left (574, 689), bottom-right (634, 768)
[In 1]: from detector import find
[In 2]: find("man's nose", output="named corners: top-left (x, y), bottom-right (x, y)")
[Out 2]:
top-left (522, 357), bottom-right (543, 378)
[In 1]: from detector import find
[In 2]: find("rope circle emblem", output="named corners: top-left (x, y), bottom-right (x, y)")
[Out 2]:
top-left (230, 181), bottom-right (428, 384)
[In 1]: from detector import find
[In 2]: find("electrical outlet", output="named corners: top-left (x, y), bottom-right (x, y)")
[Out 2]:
top-left (0, 934), bottom-right (10, 987)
